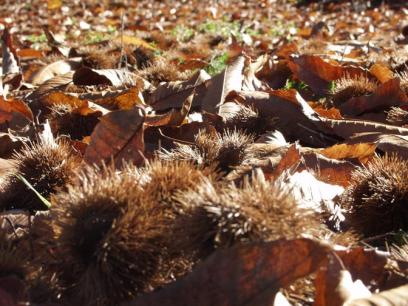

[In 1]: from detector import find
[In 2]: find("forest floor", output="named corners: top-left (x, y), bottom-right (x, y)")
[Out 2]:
top-left (0, 1), bottom-right (407, 306)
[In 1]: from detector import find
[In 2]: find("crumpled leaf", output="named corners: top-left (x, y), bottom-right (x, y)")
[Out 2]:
top-left (147, 69), bottom-right (210, 111)
top-left (348, 133), bottom-right (408, 158)
top-left (145, 89), bottom-right (195, 127)
top-left (84, 106), bottom-right (146, 167)
top-left (29, 59), bottom-right (81, 85)
top-left (73, 67), bottom-right (139, 86)
top-left (339, 78), bottom-right (408, 117)
top-left (315, 247), bottom-right (391, 306)
top-left (123, 238), bottom-right (331, 306)
top-left (199, 55), bottom-right (245, 112)
top-left (1, 28), bottom-right (22, 91)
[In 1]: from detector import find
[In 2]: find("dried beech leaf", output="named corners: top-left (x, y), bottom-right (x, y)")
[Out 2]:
top-left (320, 143), bottom-right (376, 163)
top-left (73, 67), bottom-right (138, 86)
top-left (344, 284), bottom-right (408, 306)
top-left (200, 55), bottom-right (245, 112)
top-left (321, 117), bottom-right (408, 139)
top-left (227, 90), bottom-right (339, 147)
top-left (0, 97), bottom-right (33, 123)
top-left (369, 63), bottom-right (394, 83)
top-left (290, 55), bottom-right (366, 96)
top-left (84, 107), bottom-right (145, 167)
top-left (349, 133), bottom-right (408, 158)
top-left (29, 59), bottom-right (81, 85)
top-left (123, 239), bottom-right (330, 306)
top-left (339, 78), bottom-right (408, 116)
top-left (147, 69), bottom-right (210, 111)
top-left (145, 89), bottom-right (195, 127)
top-left (1, 29), bottom-right (20, 75)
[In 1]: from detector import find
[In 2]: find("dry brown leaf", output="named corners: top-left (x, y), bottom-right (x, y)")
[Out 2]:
top-left (29, 59), bottom-right (81, 85)
top-left (226, 89), bottom-right (339, 147)
top-left (147, 69), bottom-right (210, 111)
top-left (0, 97), bottom-right (33, 124)
top-left (73, 67), bottom-right (139, 86)
top-left (339, 78), bottom-right (408, 116)
top-left (289, 55), bottom-right (367, 96)
top-left (320, 143), bottom-right (376, 163)
top-left (200, 55), bottom-right (245, 112)
top-left (321, 117), bottom-right (408, 139)
top-left (84, 106), bottom-right (145, 167)
top-left (123, 239), bottom-right (331, 306)
top-left (145, 89), bottom-right (194, 127)
top-left (369, 63), bottom-right (394, 83)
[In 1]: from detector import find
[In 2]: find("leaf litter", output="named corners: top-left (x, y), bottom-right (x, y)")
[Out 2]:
top-left (0, 0), bottom-right (407, 305)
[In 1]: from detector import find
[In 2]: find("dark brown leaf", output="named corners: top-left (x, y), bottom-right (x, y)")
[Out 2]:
top-left (123, 239), bottom-right (330, 306)
top-left (84, 107), bottom-right (146, 167)
top-left (339, 78), bottom-right (408, 116)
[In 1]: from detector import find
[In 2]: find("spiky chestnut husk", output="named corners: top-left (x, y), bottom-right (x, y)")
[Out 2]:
top-left (81, 50), bottom-right (118, 69)
top-left (50, 166), bottom-right (172, 306)
top-left (222, 104), bottom-right (278, 136)
top-left (159, 130), bottom-right (254, 173)
top-left (341, 155), bottom-right (408, 237)
top-left (0, 140), bottom-right (81, 211)
top-left (331, 76), bottom-right (377, 107)
top-left (386, 106), bottom-right (408, 126)
top-left (174, 173), bottom-right (322, 256)
top-left (139, 57), bottom-right (191, 86)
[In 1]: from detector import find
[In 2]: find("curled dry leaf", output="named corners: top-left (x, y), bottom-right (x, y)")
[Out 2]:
top-left (29, 59), bottom-right (81, 85)
top-left (339, 78), bottom-right (408, 117)
top-left (1, 28), bottom-right (22, 91)
top-left (200, 55), bottom-right (245, 112)
top-left (147, 69), bottom-right (210, 111)
top-left (122, 238), bottom-right (331, 306)
top-left (145, 89), bottom-right (195, 127)
top-left (84, 106), bottom-right (146, 167)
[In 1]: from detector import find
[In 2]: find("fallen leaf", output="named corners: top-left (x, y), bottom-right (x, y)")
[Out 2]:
top-left (289, 55), bottom-right (367, 96)
top-left (73, 67), bottom-right (139, 86)
top-left (145, 89), bottom-right (195, 127)
top-left (0, 97), bottom-right (33, 123)
top-left (226, 90), bottom-right (339, 147)
top-left (29, 59), bottom-right (81, 85)
top-left (339, 79), bottom-right (408, 116)
top-left (122, 239), bottom-right (331, 306)
top-left (84, 106), bottom-right (146, 167)
top-left (320, 143), bottom-right (376, 163)
top-left (369, 63), bottom-right (394, 83)
top-left (147, 69), bottom-right (210, 111)
top-left (200, 55), bottom-right (245, 112)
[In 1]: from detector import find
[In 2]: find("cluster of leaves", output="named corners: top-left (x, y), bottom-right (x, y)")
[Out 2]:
top-left (0, 0), bottom-right (407, 306)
